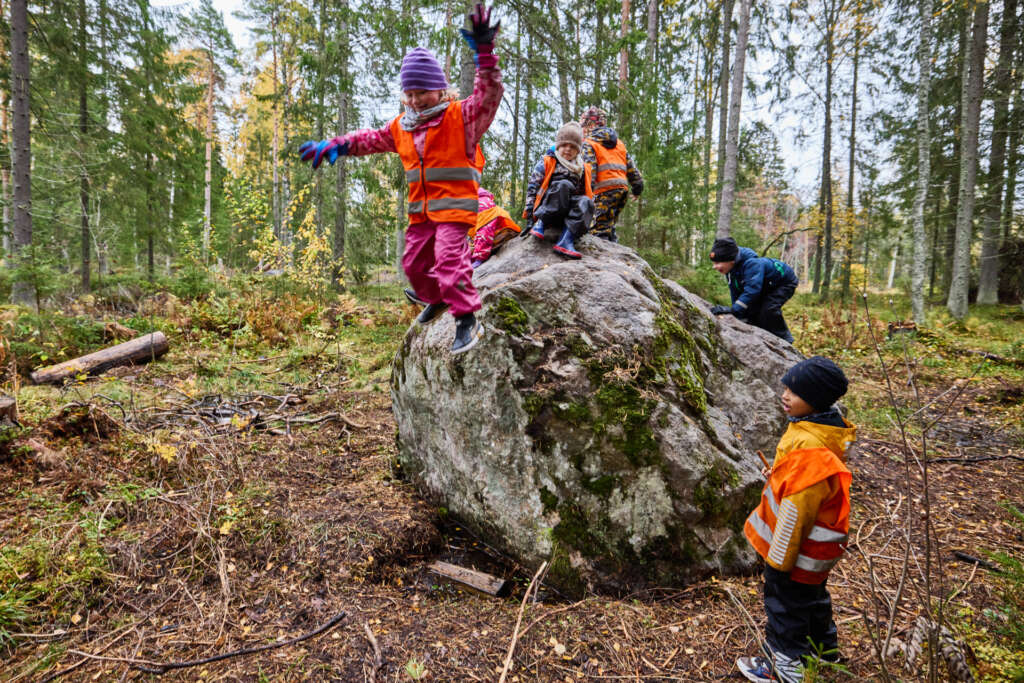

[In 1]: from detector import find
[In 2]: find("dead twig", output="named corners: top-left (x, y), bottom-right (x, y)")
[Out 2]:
top-left (363, 622), bottom-right (384, 683)
top-left (97, 610), bottom-right (348, 674)
top-left (498, 561), bottom-right (547, 683)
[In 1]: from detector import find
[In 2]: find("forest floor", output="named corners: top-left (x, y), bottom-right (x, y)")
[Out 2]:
top-left (1, 276), bottom-right (1023, 682)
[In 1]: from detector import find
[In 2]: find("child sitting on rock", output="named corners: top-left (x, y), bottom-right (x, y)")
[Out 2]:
top-left (738, 356), bottom-right (857, 683)
top-left (522, 122), bottom-right (594, 259)
top-left (469, 186), bottom-right (520, 268)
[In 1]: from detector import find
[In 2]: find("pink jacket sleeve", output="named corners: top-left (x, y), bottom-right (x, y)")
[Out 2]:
top-left (340, 124), bottom-right (397, 156)
top-left (460, 53), bottom-right (504, 155)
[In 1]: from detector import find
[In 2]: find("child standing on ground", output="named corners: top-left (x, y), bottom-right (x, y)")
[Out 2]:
top-left (522, 122), bottom-right (595, 260)
top-left (738, 356), bottom-right (857, 683)
top-left (299, 3), bottom-right (502, 354)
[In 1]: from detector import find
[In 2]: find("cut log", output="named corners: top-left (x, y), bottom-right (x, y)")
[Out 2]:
top-left (31, 332), bottom-right (169, 385)
top-left (427, 560), bottom-right (511, 597)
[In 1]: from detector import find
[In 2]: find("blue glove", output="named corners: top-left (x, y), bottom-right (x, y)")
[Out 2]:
top-left (710, 305), bottom-right (732, 316)
top-left (298, 138), bottom-right (350, 169)
top-left (459, 3), bottom-right (500, 57)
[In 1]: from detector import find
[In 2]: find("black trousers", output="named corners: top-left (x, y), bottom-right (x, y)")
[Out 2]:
top-left (746, 283), bottom-right (796, 342)
top-left (763, 565), bottom-right (838, 660)
top-left (534, 179), bottom-right (595, 238)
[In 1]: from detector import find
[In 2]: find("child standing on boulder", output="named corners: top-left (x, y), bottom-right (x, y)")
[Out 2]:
top-left (737, 356), bottom-right (857, 683)
top-left (522, 122), bottom-right (595, 259)
top-left (298, 3), bottom-right (502, 355)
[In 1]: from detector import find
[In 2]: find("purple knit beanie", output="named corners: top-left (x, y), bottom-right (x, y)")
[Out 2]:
top-left (401, 47), bottom-right (449, 91)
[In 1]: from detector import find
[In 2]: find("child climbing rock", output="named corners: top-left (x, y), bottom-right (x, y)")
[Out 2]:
top-left (737, 356), bottom-right (856, 683)
top-left (522, 122), bottom-right (595, 259)
top-left (298, 3), bottom-right (502, 355)
top-left (579, 106), bottom-right (643, 243)
top-left (469, 187), bottom-right (520, 267)
top-left (708, 237), bottom-right (799, 343)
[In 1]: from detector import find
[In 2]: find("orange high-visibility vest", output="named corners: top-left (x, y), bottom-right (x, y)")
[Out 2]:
top-left (469, 205), bottom-right (520, 239)
top-left (525, 155), bottom-right (593, 218)
top-left (390, 104), bottom-right (485, 225)
top-left (744, 447), bottom-right (852, 584)
top-left (588, 138), bottom-right (629, 194)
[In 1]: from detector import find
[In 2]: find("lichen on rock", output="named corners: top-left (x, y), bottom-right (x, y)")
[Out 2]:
top-left (391, 235), bottom-right (804, 596)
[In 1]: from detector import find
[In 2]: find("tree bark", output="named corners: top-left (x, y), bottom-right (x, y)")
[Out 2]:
top-left (79, 0), bottom-right (91, 291)
top-left (818, 4), bottom-right (835, 300)
top-left (203, 55), bottom-right (215, 260)
top-left (942, 14), bottom-right (969, 298)
top-left (333, 0), bottom-right (351, 285)
top-left (548, 0), bottom-right (572, 122)
top-left (714, 0), bottom-right (751, 239)
top-left (9, 0), bottom-right (33, 307)
top-left (947, 0), bottom-right (988, 319)
top-left (31, 332), bottom-right (170, 385)
top-left (715, 0), bottom-right (734, 217)
top-left (510, 15), bottom-right (522, 209)
top-left (975, 0), bottom-right (1018, 304)
top-left (841, 23), bottom-right (860, 302)
top-left (618, 0), bottom-right (630, 112)
top-left (271, 14), bottom-right (281, 242)
top-left (458, 0), bottom-right (474, 98)
top-left (911, 0), bottom-right (933, 323)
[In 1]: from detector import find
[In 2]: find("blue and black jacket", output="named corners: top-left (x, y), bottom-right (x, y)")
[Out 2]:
top-left (726, 247), bottom-right (799, 317)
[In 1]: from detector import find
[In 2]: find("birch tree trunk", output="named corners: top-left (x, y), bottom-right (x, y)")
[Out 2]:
top-left (617, 0), bottom-right (629, 114)
top-left (910, 0), bottom-right (933, 323)
top-left (841, 24), bottom-right (859, 302)
top-left (9, 0), bottom-right (33, 307)
top-left (458, 0), bottom-right (474, 98)
top-left (975, 0), bottom-right (1018, 304)
top-left (947, 0), bottom-right (988, 319)
top-left (714, 0), bottom-right (751, 239)
top-left (0, 0), bottom-right (8, 265)
top-left (715, 0), bottom-right (734, 217)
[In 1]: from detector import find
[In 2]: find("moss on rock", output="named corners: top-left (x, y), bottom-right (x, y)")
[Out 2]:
top-left (489, 296), bottom-right (530, 336)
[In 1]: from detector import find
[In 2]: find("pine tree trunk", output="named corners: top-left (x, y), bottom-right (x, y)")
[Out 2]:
top-left (9, 0), bottom-right (33, 307)
top-left (510, 17), bottom-right (522, 209)
top-left (522, 35), bottom-right (534, 212)
top-left (78, 0), bottom-right (90, 291)
top-left (458, 0), bottom-right (474, 98)
top-left (818, 11), bottom-right (835, 300)
top-left (702, 28), bottom-right (714, 244)
top-left (548, 0), bottom-right (572, 122)
top-left (333, 0), bottom-right (350, 284)
top-left (618, 0), bottom-right (630, 109)
top-left (975, 0), bottom-right (1017, 304)
top-left (942, 15), bottom-right (969, 298)
top-left (911, 0), bottom-right (933, 323)
top-left (947, 0), bottom-right (988, 319)
top-left (271, 16), bottom-right (281, 242)
top-left (203, 59), bottom-right (214, 259)
top-left (714, 0), bottom-right (750, 239)
top-left (1003, 55), bottom-right (1023, 248)
top-left (715, 0), bottom-right (734, 217)
top-left (841, 24), bottom-right (859, 302)
top-left (0, 0), bottom-right (8, 266)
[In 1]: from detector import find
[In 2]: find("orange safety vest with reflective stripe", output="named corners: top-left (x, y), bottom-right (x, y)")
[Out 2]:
top-left (525, 155), bottom-right (593, 218)
top-left (468, 205), bottom-right (520, 239)
top-left (588, 138), bottom-right (629, 194)
top-left (390, 104), bottom-right (485, 225)
top-left (744, 446), bottom-right (852, 584)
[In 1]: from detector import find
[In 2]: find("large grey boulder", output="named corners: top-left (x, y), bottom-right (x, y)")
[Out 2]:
top-left (391, 234), bottom-right (803, 596)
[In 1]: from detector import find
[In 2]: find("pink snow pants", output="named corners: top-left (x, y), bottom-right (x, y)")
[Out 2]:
top-left (403, 219), bottom-right (481, 317)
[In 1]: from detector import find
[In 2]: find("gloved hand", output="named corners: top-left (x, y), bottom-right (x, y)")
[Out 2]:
top-left (299, 138), bottom-right (350, 169)
top-left (459, 3), bottom-right (500, 56)
top-left (710, 305), bottom-right (733, 316)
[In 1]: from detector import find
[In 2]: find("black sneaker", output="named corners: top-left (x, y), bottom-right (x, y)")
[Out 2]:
top-left (417, 302), bottom-right (449, 324)
top-left (404, 288), bottom-right (427, 307)
top-left (451, 313), bottom-right (482, 354)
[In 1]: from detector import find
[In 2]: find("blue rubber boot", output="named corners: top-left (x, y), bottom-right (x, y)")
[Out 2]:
top-left (552, 228), bottom-right (582, 259)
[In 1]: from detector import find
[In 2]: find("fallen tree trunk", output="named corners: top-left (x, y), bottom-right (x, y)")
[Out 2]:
top-left (31, 332), bottom-right (169, 385)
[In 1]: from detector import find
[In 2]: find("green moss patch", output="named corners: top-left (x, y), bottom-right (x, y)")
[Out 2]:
top-left (489, 297), bottom-right (530, 336)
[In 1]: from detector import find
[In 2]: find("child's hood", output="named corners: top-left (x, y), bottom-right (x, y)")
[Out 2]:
top-left (586, 126), bottom-right (619, 149)
top-left (782, 419), bottom-right (857, 461)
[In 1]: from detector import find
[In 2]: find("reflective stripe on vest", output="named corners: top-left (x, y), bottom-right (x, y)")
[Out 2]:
top-left (743, 446), bottom-right (852, 584)
top-left (390, 104), bottom-right (482, 225)
top-left (588, 138), bottom-right (629, 195)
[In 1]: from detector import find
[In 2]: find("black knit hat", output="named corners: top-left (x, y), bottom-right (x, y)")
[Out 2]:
top-left (782, 356), bottom-right (849, 412)
top-left (709, 237), bottom-right (739, 262)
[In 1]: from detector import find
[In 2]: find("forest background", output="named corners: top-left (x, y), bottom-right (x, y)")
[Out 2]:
top-left (1, 0), bottom-right (1022, 316)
